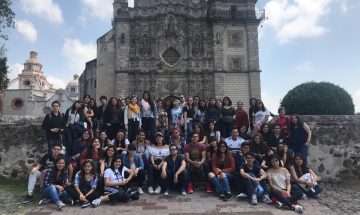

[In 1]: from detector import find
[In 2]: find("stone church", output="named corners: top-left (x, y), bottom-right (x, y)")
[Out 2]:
top-left (81, 0), bottom-right (264, 105)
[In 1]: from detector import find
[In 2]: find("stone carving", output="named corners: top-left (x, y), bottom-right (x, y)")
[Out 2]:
top-left (228, 30), bottom-right (244, 47)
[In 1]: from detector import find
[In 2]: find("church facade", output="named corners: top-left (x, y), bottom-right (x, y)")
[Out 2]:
top-left (82, 0), bottom-right (264, 105)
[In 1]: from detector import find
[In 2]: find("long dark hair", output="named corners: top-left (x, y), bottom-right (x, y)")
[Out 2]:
top-left (222, 96), bottom-right (232, 106)
top-left (106, 97), bottom-right (120, 112)
top-left (291, 115), bottom-right (304, 129)
top-left (294, 153), bottom-right (309, 177)
top-left (104, 145), bottom-right (117, 164)
top-left (80, 160), bottom-right (97, 185)
top-left (86, 138), bottom-right (102, 159)
top-left (51, 157), bottom-right (67, 185)
top-left (255, 99), bottom-right (266, 112)
top-left (198, 99), bottom-right (207, 112)
top-left (110, 155), bottom-right (123, 174)
top-left (215, 140), bottom-right (232, 168)
top-left (113, 130), bottom-right (126, 148)
top-left (71, 100), bottom-right (83, 113)
top-left (142, 91), bottom-right (155, 112)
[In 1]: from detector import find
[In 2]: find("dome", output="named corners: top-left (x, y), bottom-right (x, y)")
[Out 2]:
top-left (67, 74), bottom-right (79, 87)
top-left (25, 51), bottom-right (43, 67)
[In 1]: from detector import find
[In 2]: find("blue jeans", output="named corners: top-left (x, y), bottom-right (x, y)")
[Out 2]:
top-left (292, 183), bottom-right (323, 197)
top-left (185, 120), bottom-right (194, 142)
top-left (42, 185), bottom-right (70, 203)
top-left (47, 137), bottom-right (59, 154)
top-left (210, 173), bottom-right (233, 193)
top-left (65, 127), bottom-right (78, 156)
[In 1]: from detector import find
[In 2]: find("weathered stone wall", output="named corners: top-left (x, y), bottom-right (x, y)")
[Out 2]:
top-left (0, 115), bottom-right (359, 182)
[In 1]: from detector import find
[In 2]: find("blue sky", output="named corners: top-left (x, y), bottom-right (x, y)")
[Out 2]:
top-left (4, 0), bottom-right (360, 113)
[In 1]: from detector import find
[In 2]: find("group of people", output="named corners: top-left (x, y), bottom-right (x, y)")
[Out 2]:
top-left (21, 92), bottom-right (322, 213)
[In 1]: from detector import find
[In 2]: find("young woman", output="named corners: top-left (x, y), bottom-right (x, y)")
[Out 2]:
top-left (169, 99), bottom-right (183, 132)
top-left (125, 96), bottom-right (142, 142)
top-left (122, 143), bottom-right (146, 195)
top-left (168, 127), bottom-right (186, 155)
top-left (194, 123), bottom-right (207, 145)
top-left (261, 149), bottom-right (283, 171)
top-left (79, 138), bottom-right (102, 169)
top-left (66, 160), bottom-right (99, 208)
top-left (100, 145), bottom-right (117, 177)
top-left (221, 97), bottom-right (236, 138)
top-left (235, 101), bottom-right (249, 133)
top-left (73, 130), bottom-right (92, 160)
top-left (238, 125), bottom-right (251, 142)
top-left (205, 98), bottom-right (221, 129)
top-left (111, 130), bottom-right (130, 155)
top-left (183, 96), bottom-right (196, 141)
top-left (83, 94), bottom-right (95, 138)
top-left (132, 130), bottom-right (150, 160)
top-left (65, 100), bottom-right (85, 156)
top-left (260, 123), bottom-right (272, 145)
top-left (289, 115), bottom-right (312, 160)
top-left (139, 91), bottom-right (157, 142)
top-left (103, 97), bottom-right (124, 140)
top-left (156, 99), bottom-right (168, 136)
top-left (91, 156), bottom-right (135, 207)
top-left (249, 133), bottom-right (269, 163)
top-left (248, 98), bottom-right (257, 132)
top-left (290, 154), bottom-right (323, 198)
top-left (99, 131), bottom-right (112, 150)
top-left (252, 99), bottom-right (270, 135)
top-left (147, 133), bottom-right (170, 194)
top-left (206, 121), bottom-right (221, 144)
top-left (267, 156), bottom-right (304, 213)
top-left (208, 140), bottom-right (235, 201)
top-left (40, 157), bottom-right (72, 210)
top-left (197, 99), bottom-right (207, 126)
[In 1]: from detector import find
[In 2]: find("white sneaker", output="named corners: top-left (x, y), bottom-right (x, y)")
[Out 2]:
top-left (261, 194), bottom-right (273, 204)
top-left (91, 198), bottom-right (101, 208)
top-left (138, 187), bottom-right (144, 195)
top-left (250, 194), bottom-right (257, 205)
top-left (294, 205), bottom-right (304, 213)
top-left (155, 186), bottom-right (161, 194)
top-left (56, 201), bottom-right (66, 210)
top-left (302, 193), bottom-right (308, 200)
top-left (275, 201), bottom-right (284, 208)
top-left (237, 193), bottom-right (247, 200)
top-left (148, 187), bottom-right (154, 194)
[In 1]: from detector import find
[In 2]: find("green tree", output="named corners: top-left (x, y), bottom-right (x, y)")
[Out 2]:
top-left (0, 0), bottom-right (15, 40)
top-left (0, 55), bottom-right (9, 91)
top-left (281, 82), bottom-right (355, 115)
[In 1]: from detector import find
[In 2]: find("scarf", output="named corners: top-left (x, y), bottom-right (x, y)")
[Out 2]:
top-left (128, 103), bottom-right (140, 119)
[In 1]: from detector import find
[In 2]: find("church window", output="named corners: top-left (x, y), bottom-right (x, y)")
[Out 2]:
top-left (163, 48), bottom-right (180, 65)
top-left (71, 87), bottom-right (76, 93)
top-left (23, 80), bottom-right (31, 86)
top-left (11, 97), bottom-right (24, 110)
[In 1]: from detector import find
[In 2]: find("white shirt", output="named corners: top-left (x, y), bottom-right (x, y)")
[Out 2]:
top-left (148, 146), bottom-right (170, 160)
top-left (225, 137), bottom-right (245, 152)
top-left (253, 109), bottom-right (270, 124)
top-left (267, 168), bottom-right (290, 190)
top-left (104, 167), bottom-right (129, 192)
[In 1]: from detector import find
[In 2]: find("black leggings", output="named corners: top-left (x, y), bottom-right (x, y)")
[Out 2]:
top-left (108, 189), bottom-right (130, 203)
top-left (269, 189), bottom-right (303, 208)
top-left (65, 185), bottom-right (99, 202)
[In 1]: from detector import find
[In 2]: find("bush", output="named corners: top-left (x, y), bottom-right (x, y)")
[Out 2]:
top-left (280, 82), bottom-right (355, 115)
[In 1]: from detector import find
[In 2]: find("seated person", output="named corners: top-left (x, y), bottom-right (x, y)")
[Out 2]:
top-left (267, 125), bottom-right (288, 151)
top-left (249, 133), bottom-right (269, 163)
top-left (261, 149), bottom-right (282, 171)
top-left (168, 127), bottom-right (187, 154)
top-left (66, 160), bottom-right (99, 208)
top-left (99, 146), bottom-right (117, 177)
top-left (91, 156), bottom-right (134, 207)
top-left (161, 144), bottom-right (189, 195)
top-left (22, 144), bottom-right (73, 204)
top-left (289, 153), bottom-right (323, 198)
top-left (208, 140), bottom-right (235, 201)
top-left (238, 125), bottom-right (251, 142)
top-left (79, 138), bottom-right (102, 169)
top-left (185, 132), bottom-right (208, 194)
top-left (224, 128), bottom-right (245, 155)
top-left (111, 130), bottom-right (130, 155)
top-left (276, 143), bottom-right (294, 170)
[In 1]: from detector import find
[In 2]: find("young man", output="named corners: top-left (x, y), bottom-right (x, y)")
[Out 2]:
top-left (237, 152), bottom-right (271, 205)
top-left (275, 107), bottom-right (291, 138)
top-left (22, 144), bottom-right (73, 204)
top-left (96, 96), bottom-right (108, 132)
top-left (161, 144), bottom-right (189, 195)
top-left (225, 128), bottom-right (245, 154)
top-left (42, 101), bottom-right (64, 153)
top-left (184, 132), bottom-right (208, 193)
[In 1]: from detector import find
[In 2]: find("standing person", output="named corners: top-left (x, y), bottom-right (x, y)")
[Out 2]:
top-left (267, 156), bottom-right (304, 213)
top-left (103, 97), bottom-right (124, 140)
top-left (234, 101), bottom-right (249, 133)
top-left (260, 123), bottom-right (272, 145)
top-left (205, 121), bottom-right (221, 144)
top-left (42, 101), bottom-right (64, 153)
top-left (205, 98), bottom-right (221, 130)
top-left (221, 97), bottom-right (236, 138)
top-left (179, 94), bottom-right (187, 108)
top-left (64, 100), bottom-right (85, 156)
top-left (156, 99), bottom-right (168, 137)
top-left (147, 132), bottom-right (170, 194)
top-left (183, 96), bottom-right (196, 141)
top-left (169, 99), bottom-right (184, 132)
top-left (83, 94), bottom-right (95, 138)
top-left (66, 160), bottom-right (99, 208)
top-left (39, 157), bottom-right (72, 210)
top-left (252, 99), bottom-right (270, 135)
top-left (197, 99), bottom-right (207, 126)
top-left (248, 98), bottom-right (257, 132)
top-left (184, 132), bottom-right (208, 194)
top-left (89, 98), bottom-right (98, 136)
top-left (161, 144), bottom-right (189, 195)
top-left (289, 115), bottom-right (312, 160)
top-left (275, 107), bottom-right (292, 138)
top-left (216, 99), bottom-right (222, 110)
top-left (168, 127), bottom-right (187, 155)
top-left (95, 96), bottom-right (108, 132)
top-left (112, 130), bottom-right (130, 155)
top-left (91, 156), bottom-right (135, 207)
top-left (125, 96), bottom-right (142, 142)
top-left (208, 140), bottom-right (235, 201)
top-left (139, 91), bottom-right (157, 142)
top-left (22, 144), bottom-right (73, 204)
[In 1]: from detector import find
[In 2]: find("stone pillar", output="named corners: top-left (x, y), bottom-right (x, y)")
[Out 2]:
top-left (115, 72), bottom-right (129, 99)
top-left (246, 24), bottom-right (261, 99)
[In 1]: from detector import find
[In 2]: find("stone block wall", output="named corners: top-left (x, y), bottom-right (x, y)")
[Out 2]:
top-left (0, 115), bottom-right (359, 182)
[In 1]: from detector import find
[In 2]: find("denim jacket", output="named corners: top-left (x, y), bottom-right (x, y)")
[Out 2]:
top-left (122, 153), bottom-right (144, 170)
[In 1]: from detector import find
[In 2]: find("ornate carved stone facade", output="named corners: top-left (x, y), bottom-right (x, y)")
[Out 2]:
top-left (82, 0), bottom-right (264, 105)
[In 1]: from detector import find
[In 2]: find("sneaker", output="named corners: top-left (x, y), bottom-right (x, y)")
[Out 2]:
top-left (181, 188), bottom-right (187, 195)
top-left (148, 187), bottom-right (154, 194)
top-left (219, 192), bottom-right (226, 198)
top-left (22, 195), bottom-right (33, 204)
top-left (275, 201), bottom-right (283, 208)
top-left (81, 200), bottom-right (90, 208)
top-left (187, 183), bottom-right (193, 194)
top-left (223, 192), bottom-right (233, 201)
top-left (164, 188), bottom-right (171, 195)
top-left (302, 193), bottom-right (308, 200)
top-left (38, 198), bottom-right (50, 206)
top-left (56, 201), bottom-right (66, 210)
top-left (138, 187), bottom-right (144, 195)
top-left (261, 194), bottom-right (273, 204)
top-left (91, 198), bottom-right (101, 208)
top-left (294, 205), bottom-right (304, 213)
top-left (155, 186), bottom-right (161, 194)
top-left (237, 193), bottom-right (247, 200)
top-left (250, 194), bottom-right (257, 205)
top-left (206, 183), bottom-right (212, 193)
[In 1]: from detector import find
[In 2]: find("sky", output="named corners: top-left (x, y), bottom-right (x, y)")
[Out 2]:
top-left (4, 0), bottom-right (360, 113)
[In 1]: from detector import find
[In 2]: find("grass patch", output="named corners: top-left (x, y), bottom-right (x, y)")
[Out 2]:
top-left (0, 176), bottom-right (37, 215)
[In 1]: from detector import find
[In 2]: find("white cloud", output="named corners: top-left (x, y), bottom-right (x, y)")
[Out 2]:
top-left (8, 63), bottom-right (23, 80)
top-left (80, 0), bottom-right (113, 20)
top-left (15, 20), bottom-right (38, 43)
top-left (295, 61), bottom-right (313, 72)
top-left (264, 0), bottom-right (333, 44)
top-left (20, 0), bottom-right (63, 24)
top-left (47, 76), bottom-right (66, 89)
top-left (262, 91), bottom-right (281, 114)
top-left (62, 38), bottom-right (96, 77)
top-left (353, 90), bottom-right (360, 113)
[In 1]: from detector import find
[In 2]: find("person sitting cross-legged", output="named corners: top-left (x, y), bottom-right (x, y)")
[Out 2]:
top-left (161, 144), bottom-right (189, 195)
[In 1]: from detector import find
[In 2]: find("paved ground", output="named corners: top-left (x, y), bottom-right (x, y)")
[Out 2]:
top-left (29, 191), bottom-right (336, 215)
